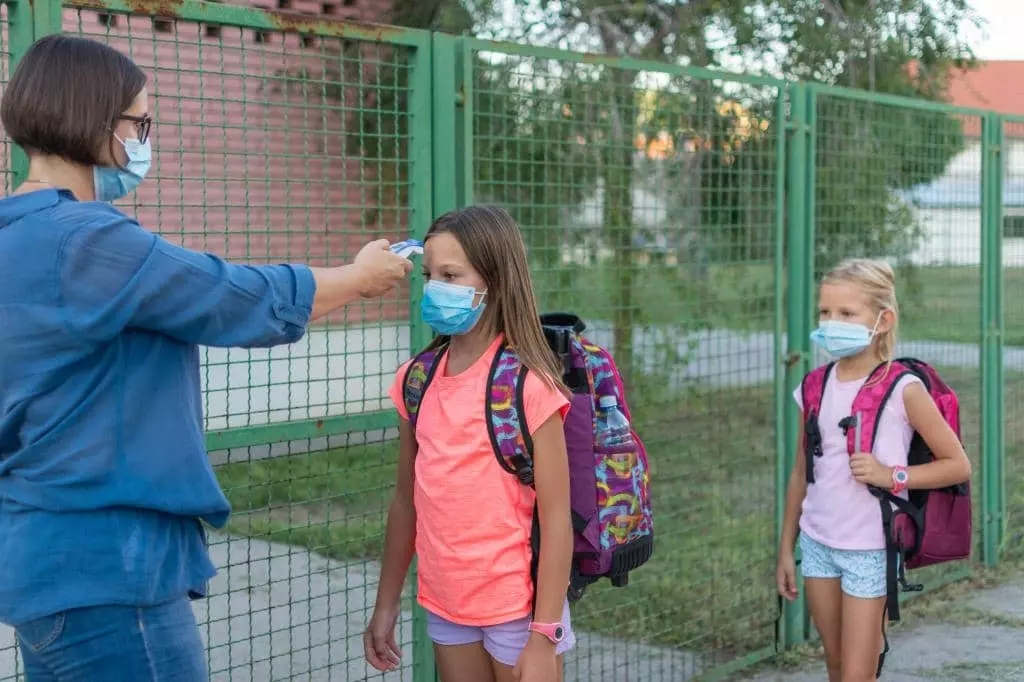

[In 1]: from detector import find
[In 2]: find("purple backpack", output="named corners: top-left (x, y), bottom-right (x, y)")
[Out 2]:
top-left (402, 313), bottom-right (654, 605)
top-left (802, 357), bottom-right (971, 675)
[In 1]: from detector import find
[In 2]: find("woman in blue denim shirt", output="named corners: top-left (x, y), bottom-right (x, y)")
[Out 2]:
top-left (0, 35), bottom-right (413, 680)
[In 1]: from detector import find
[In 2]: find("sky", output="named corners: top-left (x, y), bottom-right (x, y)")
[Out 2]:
top-left (966, 0), bottom-right (1024, 60)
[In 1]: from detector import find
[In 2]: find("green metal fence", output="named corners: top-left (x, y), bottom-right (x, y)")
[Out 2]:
top-left (0, 0), bottom-right (1021, 679)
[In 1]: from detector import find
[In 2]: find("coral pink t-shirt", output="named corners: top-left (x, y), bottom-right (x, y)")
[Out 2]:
top-left (794, 371), bottom-right (921, 551)
top-left (388, 334), bottom-right (570, 626)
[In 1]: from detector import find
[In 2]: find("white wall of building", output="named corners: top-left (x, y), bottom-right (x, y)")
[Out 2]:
top-left (907, 138), bottom-right (1024, 266)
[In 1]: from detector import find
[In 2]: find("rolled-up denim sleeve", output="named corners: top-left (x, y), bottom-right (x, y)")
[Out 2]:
top-left (58, 213), bottom-right (316, 348)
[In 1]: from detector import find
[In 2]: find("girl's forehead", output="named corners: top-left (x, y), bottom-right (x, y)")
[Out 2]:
top-left (424, 232), bottom-right (466, 261)
top-left (819, 281), bottom-right (869, 306)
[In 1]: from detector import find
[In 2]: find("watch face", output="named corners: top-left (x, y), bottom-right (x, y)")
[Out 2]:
top-left (553, 625), bottom-right (565, 641)
top-left (895, 470), bottom-right (908, 483)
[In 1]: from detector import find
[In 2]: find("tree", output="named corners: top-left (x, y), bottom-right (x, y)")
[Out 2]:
top-left (462, 0), bottom-right (976, 382)
top-left (277, 0), bottom-right (978, 388)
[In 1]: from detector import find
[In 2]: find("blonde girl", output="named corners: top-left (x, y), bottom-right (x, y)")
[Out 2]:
top-left (776, 259), bottom-right (971, 681)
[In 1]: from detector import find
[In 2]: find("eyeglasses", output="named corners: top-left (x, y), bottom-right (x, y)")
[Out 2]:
top-left (119, 113), bottom-right (152, 145)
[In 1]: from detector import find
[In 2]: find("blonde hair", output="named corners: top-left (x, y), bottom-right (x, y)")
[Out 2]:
top-left (821, 258), bottom-right (899, 364)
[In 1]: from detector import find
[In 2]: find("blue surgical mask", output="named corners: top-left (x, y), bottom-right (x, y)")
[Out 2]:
top-left (94, 136), bottom-right (152, 202)
top-left (810, 316), bottom-right (881, 358)
top-left (421, 280), bottom-right (486, 336)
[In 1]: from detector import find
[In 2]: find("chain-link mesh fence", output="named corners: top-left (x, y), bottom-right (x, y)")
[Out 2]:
top-left (0, 3), bottom-right (431, 679)
top-left (1001, 117), bottom-right (1024, 565)
top-left (813, 91), bottom-right (983, 587)
top-left (470, 43), bottom-right (784, 679)
top-left (0, 4), bottom-right (1020, 681)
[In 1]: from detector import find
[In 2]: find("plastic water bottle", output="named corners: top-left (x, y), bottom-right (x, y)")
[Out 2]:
top-left (598, 395), bottom-right (633, 448)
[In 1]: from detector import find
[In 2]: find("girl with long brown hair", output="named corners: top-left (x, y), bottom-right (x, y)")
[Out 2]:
top-left (364, 206), bottom-right (574, 682)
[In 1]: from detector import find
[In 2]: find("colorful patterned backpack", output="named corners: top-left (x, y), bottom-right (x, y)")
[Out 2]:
top-left (801, 357), bottom-right (971, 675)
top-left (401, 312), bottom-right (654, 604)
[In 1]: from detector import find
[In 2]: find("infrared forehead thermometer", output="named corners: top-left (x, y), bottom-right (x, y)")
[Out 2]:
top-left (389, 239), bottom-right (423, 259)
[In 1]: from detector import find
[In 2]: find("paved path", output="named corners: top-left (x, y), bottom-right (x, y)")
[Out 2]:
top-left (741, 581), bottom-right (1024, 681)
top-left (2, 534), bottom-right (1021, 681)
top-left (0, 533), bottom-right (687, 682)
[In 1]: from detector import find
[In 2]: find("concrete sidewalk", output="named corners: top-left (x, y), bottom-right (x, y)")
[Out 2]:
top-left (0, 533), bottom-right (690, 682)
top-left (2, 533), bottom-right (1020, 681)
top-left (742, 581), bottom-right (1024, 681)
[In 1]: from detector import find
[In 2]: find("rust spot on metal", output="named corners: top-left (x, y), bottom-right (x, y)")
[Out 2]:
top-left (69, 0), bottom-right (183, 16)
top-left (65, 0), bottom-right (112, 9)
top-left (263, 9), bottom-right (410, 39)
top-left (127, 0), bottom-right (185, 16)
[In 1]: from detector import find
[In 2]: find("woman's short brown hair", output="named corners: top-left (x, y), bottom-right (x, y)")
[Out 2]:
top-left (1, 35), bottom-right (146, 167)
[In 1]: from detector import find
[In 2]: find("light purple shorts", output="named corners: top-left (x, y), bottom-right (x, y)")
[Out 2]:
top-left (425, 600), bottom-right (576, 666)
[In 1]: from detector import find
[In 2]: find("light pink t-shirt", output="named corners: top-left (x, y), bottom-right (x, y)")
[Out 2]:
top-left (793, 371), bottom-right (921, 551)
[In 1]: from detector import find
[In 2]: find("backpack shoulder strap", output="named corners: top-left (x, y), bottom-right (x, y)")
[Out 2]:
top-left (847, 360), bottom-right (913, 455)
top-left (801, 363), bottom-right (834, 485)
top-left (402, 346), bottom-right (447, 430)
top-left (893, 356), bottom-right (948, 391)
top-left (896, 358), bottom-right (962, 445)
top-left (801, 362), bottom-right (834, 416)
top-left (847, 359), bottom-right (916, 637)
top-left (485, 342), bottom-right (536, 487)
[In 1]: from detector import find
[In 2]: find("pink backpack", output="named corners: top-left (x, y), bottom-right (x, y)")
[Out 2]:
top-left (801, 358), bottom-right (971, 675)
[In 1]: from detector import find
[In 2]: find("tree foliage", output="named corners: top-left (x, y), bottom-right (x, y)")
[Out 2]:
top-left (278, 0), bottom-right (980, 385)
top-left (452, 0), bottom-right (978, 382)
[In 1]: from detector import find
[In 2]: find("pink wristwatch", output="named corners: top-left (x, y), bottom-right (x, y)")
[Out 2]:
top-left (528, 621), bottom-right (566, 644)
top-left (891, 465), bottom-right (909, 495)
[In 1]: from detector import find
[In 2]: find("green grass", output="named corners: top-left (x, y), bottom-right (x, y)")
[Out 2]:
top-left (213, 364), bottom-right (1024, 674)
top-left (530, 262), bottom-right (1024, 346)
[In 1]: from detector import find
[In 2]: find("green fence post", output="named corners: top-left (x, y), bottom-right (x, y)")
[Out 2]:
top-left (432, 34), bottom-right (471, 210)
top-left (34, 0), bottom-right (62, 37)
top-left (408, 31), bottom-right (435, 682)
top-left (405, 33), bottom-right (448, 682)
top-left (405, 31), bottom-right (470, 682)
top-left (779, 81), bottom-right (812, 651)
top-left (801, 85), bottom-right (819, 643)
top-left (980, 111), bottom-right (1006, 567)
top-left (454, 38), bottom-right (472, 207)
top-left (431, 34), bottom-right (457, 218)
top-left (7, 0), bottom-right (60, 188)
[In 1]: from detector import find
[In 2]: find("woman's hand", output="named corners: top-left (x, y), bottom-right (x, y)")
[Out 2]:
top-left (363, 605), bottom-right (401, 672)
top-left (776, 551), bottom-right (798, 601)
top-left (353, 239), bottom-right (413, 298)
top-left (513, 634), bottom-right (559, 682)
top-left (850, 452), bottom-right (892, 489)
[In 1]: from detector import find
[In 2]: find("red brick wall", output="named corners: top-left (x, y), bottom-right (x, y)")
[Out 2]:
top-left (58, 0), bottom-right (412, 325)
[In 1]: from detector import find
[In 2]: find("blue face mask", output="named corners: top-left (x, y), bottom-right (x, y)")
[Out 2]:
top-left (809, 316), bottom-right (881, 358)
top-left (421, 280), bottom-right (486, 336)
top-left (94, 136), bottom-right (152, 202)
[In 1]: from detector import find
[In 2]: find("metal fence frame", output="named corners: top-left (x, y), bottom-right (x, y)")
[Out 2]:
top-left (1, 0), bottom-right (1018, 679)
